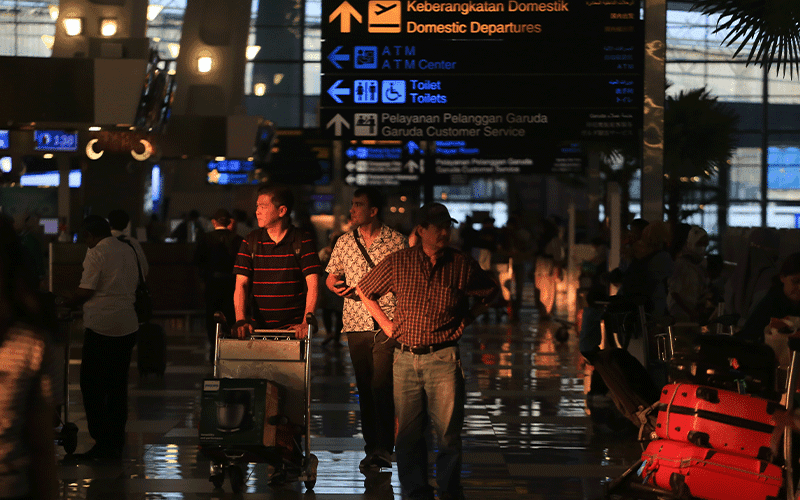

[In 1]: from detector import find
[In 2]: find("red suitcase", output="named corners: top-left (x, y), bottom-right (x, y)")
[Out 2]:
top-left (640, 440), bottom-right (783, 500)
top-left (655, 383), bottom-right (780, 461)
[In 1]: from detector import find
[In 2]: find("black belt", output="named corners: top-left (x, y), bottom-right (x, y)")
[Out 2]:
top-left (398, 340), bottom-right (458, 354)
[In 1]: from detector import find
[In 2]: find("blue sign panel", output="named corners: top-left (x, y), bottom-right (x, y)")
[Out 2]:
top-left (0, 130), bottom-right (8, 150)
top-left (34, 130), bottom-right (78, 152)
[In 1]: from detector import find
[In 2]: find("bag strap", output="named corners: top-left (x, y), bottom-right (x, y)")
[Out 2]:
top-left (118, 236), bottom-right (145, 285)
top-left (352, 229), bottom-right (376, 269)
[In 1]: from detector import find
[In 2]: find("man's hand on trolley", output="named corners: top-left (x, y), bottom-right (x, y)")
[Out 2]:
top-left (233, 319), bottom-right (254, 339)
top-left (292, 321), bottom-right (309, 339)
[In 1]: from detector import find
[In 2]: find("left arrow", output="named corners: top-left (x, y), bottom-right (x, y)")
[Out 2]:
top-left (326, 114), bottom-right (350, 136)
top-left (329, 1), bottom-right (362, 33)
top-left (328, 46), bottom-right (350, 69)
top-left (327, 80), bottom-right (351, 104)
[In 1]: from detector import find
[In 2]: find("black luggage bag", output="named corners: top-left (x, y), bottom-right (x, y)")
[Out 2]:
top-left (137, 322), bottom-right (166, 377)
top-left (585, 347), bottom-right (661, 439)
top-left (669, 334), bottom-right (777, 400)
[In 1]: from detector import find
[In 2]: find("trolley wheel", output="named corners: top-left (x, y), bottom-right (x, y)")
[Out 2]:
top-left (228, 464), bottom-right (246, 494)
top-left (554, 326), bottom-right (569, 343)
top-left (61, 422), bottom-right (79, 455)
top-left (210, 473), bottom-right (224, 490)
top-left (303, 453), bottom-right (319, 490)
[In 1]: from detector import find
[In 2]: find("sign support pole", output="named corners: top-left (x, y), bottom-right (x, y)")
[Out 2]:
top-left (641, 0), bottom-right (665, 223)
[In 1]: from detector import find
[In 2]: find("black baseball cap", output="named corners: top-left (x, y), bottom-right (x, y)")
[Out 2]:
top-left (418, 202), bottom-right (457, 228)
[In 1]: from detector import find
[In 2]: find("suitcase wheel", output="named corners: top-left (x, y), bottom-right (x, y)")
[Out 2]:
top-left (60, 422), bottom-right (79, 455)
top-left (210, 473), bottom-right (224, 490)
top-left (668, 472), bottom-right (691, 500)
top-left (228, 464), bottom-right (246, 493)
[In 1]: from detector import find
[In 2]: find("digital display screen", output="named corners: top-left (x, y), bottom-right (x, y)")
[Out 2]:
top-left (206, 159), bottom-right (257, 185)
top-left (34, 130), bottom-right (78, 152)
top-left (0, 130), bottom-right (8, 150)
top-left (19, 169), bottom-right (81, 188)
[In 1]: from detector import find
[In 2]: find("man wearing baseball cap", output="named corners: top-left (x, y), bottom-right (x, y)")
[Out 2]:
top-left (357, 202), bottom-right (499, 500)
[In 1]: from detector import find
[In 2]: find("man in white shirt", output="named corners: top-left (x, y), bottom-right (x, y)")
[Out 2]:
top-left (66, 215), bottom-right (140, 461)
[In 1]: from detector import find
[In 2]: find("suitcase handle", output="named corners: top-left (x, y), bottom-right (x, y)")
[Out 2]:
top-left (655, 332), bottom-right (674, 362)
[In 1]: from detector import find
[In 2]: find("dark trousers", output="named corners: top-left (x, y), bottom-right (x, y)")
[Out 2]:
top-left (347, 329), bottom-right (396, 457)
top-left (80, 328), bottom-right (137, 452)
top-left (204, 276), bottom-right (236, 348)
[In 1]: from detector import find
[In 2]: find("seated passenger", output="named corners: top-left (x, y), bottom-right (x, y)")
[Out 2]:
top-left (738, 252), bottom-right (800, 354)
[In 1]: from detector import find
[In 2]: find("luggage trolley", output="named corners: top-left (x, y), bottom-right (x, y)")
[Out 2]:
top-left (199, 312), bottom-right (319, 493)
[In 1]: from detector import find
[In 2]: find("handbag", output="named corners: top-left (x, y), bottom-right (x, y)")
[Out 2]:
top-left (120, 237), bottom-right (152, 323)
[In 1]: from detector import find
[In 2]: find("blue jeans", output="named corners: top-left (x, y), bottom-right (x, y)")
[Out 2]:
top-left (393, 346), bottom-right (465, 499)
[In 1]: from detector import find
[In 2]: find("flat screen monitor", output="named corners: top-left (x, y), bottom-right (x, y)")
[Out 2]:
top-left (34, 130), bottom-right (78, 152)
top-left (206, 159), bottom-right (256, 185)
top-left (0, 130), bottom-right (8, 150)
top-left (19, 170), bottom-right (81, 188)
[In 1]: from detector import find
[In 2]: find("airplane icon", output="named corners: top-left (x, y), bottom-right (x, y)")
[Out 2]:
top-left (368, 0), bottom-right (400, 33)
top-left (374, 3), bottom-right (396, 15)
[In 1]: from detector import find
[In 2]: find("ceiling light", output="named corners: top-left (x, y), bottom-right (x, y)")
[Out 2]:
top-left (168, 43), bottom-right (180, 58)
top-left (197, 55), bottom-right (213, 73)
top-left (246, 45), bottom-right (261, 60)
top-left (254, 83), bottom-right (266, 96)
top-left (48, 5), bottom-right (59, 20)
top-left (147, 4), bottom-right (164, 21)
top-left (273, 74), bottom-right (284, 85)
top-left (64, 17), bottom-right (83, 37)
top-left (41, 35), bottom-right (55, 50)
top-left (100, 18), bottom-right (118, 37)
top-left (43, 154), bottom-right (54, 159)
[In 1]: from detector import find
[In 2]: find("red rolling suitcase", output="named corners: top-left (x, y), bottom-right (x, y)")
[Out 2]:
top-left (655, 383), bottom-right (781, 461)
top-left (640, 440), bottom-right (783, 500)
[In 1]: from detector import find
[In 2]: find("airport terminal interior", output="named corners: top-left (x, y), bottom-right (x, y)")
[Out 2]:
top-left (4, 0), bottom-right (800, 499)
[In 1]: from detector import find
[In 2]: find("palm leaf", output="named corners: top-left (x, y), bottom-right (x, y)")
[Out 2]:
top-left (692, 0), bottom-right (800, 78)
top-left (664, 87), bottom-right (739, 180)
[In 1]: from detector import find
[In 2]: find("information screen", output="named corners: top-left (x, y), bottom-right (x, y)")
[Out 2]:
top-left (206, 159), bottom-right (257, 185)
top-left (34, 130), bottom-right (79, 152)
top-left (0, 130), bottom-right (8, 150)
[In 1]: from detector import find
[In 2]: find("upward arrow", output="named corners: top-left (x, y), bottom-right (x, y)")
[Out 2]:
top-left (329, 1), bottom-right (362, 33)
top-left (326, 114), bottom-right (350, 137)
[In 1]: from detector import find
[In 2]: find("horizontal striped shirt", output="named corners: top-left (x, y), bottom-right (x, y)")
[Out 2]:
top-left (234, 226), bottom-right (321, 328)
top-left (358, 245), bottom-right (499, 346)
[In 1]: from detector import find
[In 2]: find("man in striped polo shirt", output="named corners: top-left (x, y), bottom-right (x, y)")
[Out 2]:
top-left (233, 184), bottom-right (321, 339)
top-left (357, 202), bottom-right (499, 500)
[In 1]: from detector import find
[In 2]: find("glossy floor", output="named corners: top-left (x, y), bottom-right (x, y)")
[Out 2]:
top-left (55, 306), bottom-right (643, 499)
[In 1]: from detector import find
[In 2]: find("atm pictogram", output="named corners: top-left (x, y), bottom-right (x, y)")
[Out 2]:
top-left (354, 46), bottom-right (378, 69)
top-left (368, 1), bottom-right (401, 33)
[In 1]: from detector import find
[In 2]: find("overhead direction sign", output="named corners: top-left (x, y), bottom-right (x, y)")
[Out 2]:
top-left (321, 0), bottom-right (644, 149)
